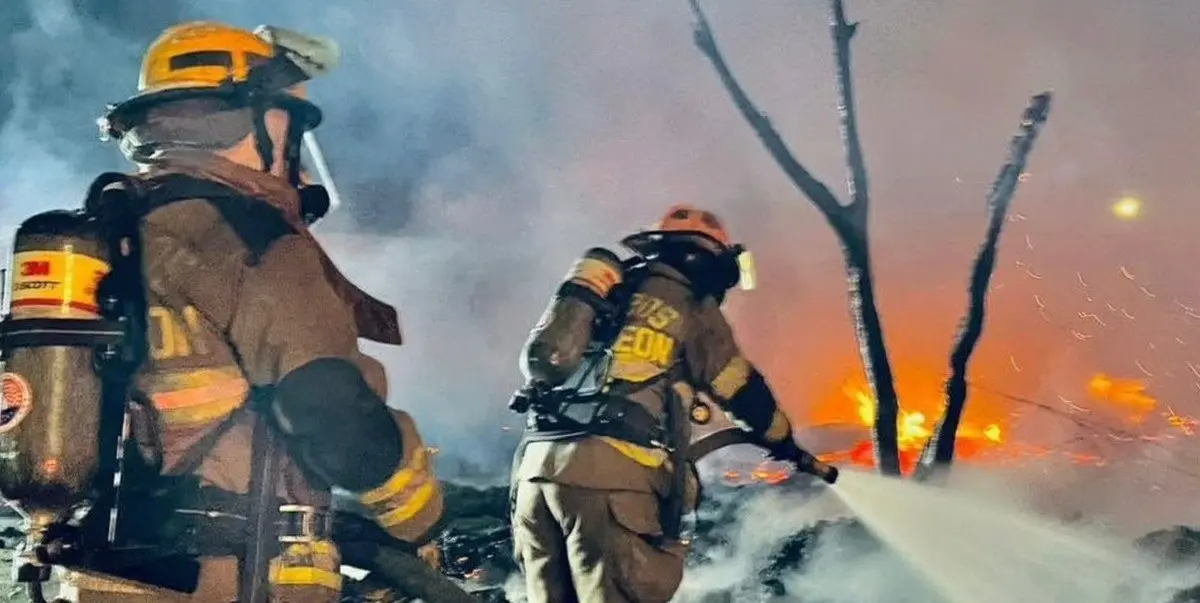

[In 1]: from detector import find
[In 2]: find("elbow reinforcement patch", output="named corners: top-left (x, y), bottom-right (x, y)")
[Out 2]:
top-left (275, 357), bottom-right (403, 491)
top-left (724, 369), bottom-right (778, 437)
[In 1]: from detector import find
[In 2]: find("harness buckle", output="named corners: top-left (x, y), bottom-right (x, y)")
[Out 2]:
top-left (277, 504), bottom-right (329, 544)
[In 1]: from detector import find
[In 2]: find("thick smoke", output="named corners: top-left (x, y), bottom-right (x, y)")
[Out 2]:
top-left (3, 0), bottom-right (1200, 544)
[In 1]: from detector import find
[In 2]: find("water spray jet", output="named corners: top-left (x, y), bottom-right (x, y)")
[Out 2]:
top-left (825, 470), bottom-right (1158, 603)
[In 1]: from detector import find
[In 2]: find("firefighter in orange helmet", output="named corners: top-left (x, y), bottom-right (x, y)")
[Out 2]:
top-left (510, 204), bottom-right (822, 602)
top-left (66, 21), bottom-right (443, 602)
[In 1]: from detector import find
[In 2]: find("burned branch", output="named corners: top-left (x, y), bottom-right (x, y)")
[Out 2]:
top-left (830, 0), bottom-right (868, 223)
top-left (689, 0), bottom-right (903, 474)
top-left (686, 0), bottom-right (844, 223)
top-left (914, 93), bottom-right (1053, 482)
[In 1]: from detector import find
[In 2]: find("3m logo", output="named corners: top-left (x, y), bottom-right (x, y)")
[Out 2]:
top-left (20, 261), bottom-right (51, 277)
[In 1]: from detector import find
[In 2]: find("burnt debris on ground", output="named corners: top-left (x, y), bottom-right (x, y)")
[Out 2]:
top-left (3, 481), bottom-right (1200, 602)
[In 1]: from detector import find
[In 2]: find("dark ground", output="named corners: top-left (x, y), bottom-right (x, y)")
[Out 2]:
top-left (1, 480), bottom-right (1198, 602)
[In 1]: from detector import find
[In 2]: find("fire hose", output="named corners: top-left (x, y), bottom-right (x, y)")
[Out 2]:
top-left (687, 427), bottom-right (840, 485)
top-left (334, 510), bottom-right (482, 603)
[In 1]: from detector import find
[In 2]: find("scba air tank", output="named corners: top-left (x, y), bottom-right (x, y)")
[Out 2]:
top-left (520, 247), bottom-right (625, 387)
top-left (0, 210), bottom-right (112, 527)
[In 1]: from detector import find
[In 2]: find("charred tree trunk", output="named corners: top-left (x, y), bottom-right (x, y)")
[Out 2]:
top-left (913, 93), bottom-right (1053, 482)
top-left (689, 0), bottom-right (903, 475)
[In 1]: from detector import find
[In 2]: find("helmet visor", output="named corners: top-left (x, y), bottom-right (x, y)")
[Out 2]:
top-left (241, 26), bottom-right (338, 107)
top-left (253, 25), bottom-right (340, 82)
top-left (299, 131), bottom-right (343, 219)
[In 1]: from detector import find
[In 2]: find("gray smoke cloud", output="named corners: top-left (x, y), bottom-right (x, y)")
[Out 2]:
top-left (3, 0), bottom-right (1200, 558)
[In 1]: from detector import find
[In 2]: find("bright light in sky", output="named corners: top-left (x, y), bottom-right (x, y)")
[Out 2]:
top-left (1112, 196), bottom-right (1142, 220)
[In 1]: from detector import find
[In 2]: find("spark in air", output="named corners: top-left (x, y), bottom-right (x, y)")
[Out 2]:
top-left (1112, 196), bottom-right (1143, 220)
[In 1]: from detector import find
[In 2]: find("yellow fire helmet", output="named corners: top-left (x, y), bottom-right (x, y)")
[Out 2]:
top-left (99, 22), bottom-right (339, 186)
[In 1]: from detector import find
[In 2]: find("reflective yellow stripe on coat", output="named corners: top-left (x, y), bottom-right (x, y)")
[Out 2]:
top-left (597, 381), bottom-right (694, 469)
top-left (600, 437), bottom-right (667, 468)
top-left (359, 445), bottom-right (438, 533)
top-left (148, 367), bottom-right (250, 427)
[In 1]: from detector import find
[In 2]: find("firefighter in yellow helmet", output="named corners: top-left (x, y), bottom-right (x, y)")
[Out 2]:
top-left (509, 204), bottom-right (825, 603)
top-left (66, 22), bottom-right (443, 602)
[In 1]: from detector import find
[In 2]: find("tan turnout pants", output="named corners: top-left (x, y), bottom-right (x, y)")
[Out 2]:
top-left (513, 480), bottom-right (686, 603)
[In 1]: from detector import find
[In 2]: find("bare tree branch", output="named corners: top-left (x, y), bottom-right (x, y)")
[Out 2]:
top-left (913, 93), bottom-right (1053, 482)
top-left (829, 0), bottom-right (868, 228)
top-left (688, 0), bottom-right (903, 475)
top-left (687, 0), bottom-right (846, 224)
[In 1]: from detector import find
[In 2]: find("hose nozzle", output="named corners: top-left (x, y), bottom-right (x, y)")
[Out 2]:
top-left (796, 451), bottom-right (840, 485)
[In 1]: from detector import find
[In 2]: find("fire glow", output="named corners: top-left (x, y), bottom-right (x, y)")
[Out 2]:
top-left (722, 378), bottom-right (1006, 484)
top-left (823, 381), bottom-right (1004, 475)
top-left (720, 371), bottom-right (1197, 487)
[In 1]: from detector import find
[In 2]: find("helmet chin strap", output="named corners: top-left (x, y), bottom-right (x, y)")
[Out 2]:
top-left (251, 99), bottom-right (276, 177)
top-left (284, 117), bottom-right (304, 187)
top-left (249, 99), bottom-right (304, 188)
top-left (301, 132), bottom-right (342, 218)
top-left (247, 98), bottom-right (331, 225)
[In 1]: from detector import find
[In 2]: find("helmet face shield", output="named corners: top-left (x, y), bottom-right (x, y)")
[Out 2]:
top-left (298, 131), bottom-right (342, 222)
top-left (253, 26), bottom-right (339, 80)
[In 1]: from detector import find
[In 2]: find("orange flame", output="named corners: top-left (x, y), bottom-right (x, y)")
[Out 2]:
top-left (1087, 373), bottom-right (1156, 422)
top-left (722, 464), bottom-right (792, 487)
top-left (832, 381), bottom-right (1004, 474)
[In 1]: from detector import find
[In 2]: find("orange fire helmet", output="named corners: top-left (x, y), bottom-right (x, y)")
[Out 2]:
top-left (622, 204), bottom-right (757, 292)
top-left (653, 204), bottom-right (733, 250)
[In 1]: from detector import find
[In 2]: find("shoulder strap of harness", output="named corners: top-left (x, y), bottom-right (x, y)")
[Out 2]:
top-left (590, 257), bottom-right (652, 347)
top-left (84, 173), bottom-right (284, 475)
top-left (81, 173), bottom-right (284, 601)
top-left (78, 173), bottom-right (154, 553)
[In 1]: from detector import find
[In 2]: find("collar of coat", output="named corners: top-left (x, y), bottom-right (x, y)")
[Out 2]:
top-left (139, 151), bottom-right (404, 346)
